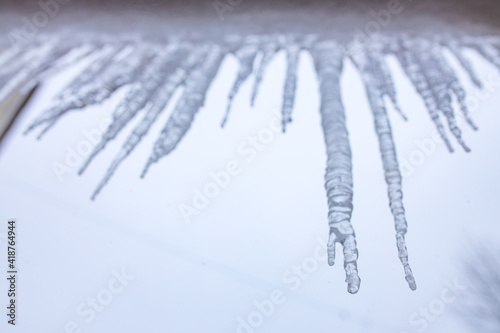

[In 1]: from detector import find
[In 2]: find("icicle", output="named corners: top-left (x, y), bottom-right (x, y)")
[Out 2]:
top-left (39, 45), bottom-right (153, 137)
top-left (0, 38), bottom-right (58, 91)
top-left (312, 41), bottom-right (360, 294)
top-left (141, 44), bottom-right (225, 178)
top-left (350, 45), bottom-right (416, 291)
top-left (90, 45), bottom-right (210, 200)
top-left (429, 41), bottom-right (478, 131)
top-left (220, 38), bottom-right (260, 128)
top-left (78, 44), bottom-right (187, 175)
top-left (370, 42), bottom-right (407, 120)
top-left (250, 37), bottom-right (280, 107)
top-left (24, 44), bottom-right (123, 137)
top-left (281, 43), bottom-right (300, 132)
top-left (447, 42), bottom-right (483, 89)
top-left (413, 38), bottom-right (471, 151)
top-left (392, 38), bottom-right (455, 152)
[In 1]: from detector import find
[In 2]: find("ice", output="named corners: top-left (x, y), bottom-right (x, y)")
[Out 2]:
top-left (141, 44), bottom-right (225, 178)
top-left (350, 42), bottom-right (416, 291)
top-left (15, 32), bottom-right (496, 293)
top-left (91, 45), bottom-right (209, 199)
top-left (78, 44), bottom-right (187, 175)
top-left (312, 41), bottom-right (360, 294)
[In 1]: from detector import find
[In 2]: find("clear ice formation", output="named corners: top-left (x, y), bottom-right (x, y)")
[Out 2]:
top-left (12, 33), bottom-right (496, 293)
top-left (312, 41), bottom-right (360, 294)
top-left (350, 43), bottom-right (416, 291)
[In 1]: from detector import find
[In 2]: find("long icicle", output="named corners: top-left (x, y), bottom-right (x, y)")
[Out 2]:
top-left (78, 44), bottom-right (187, 175)
top-left (141, 44), bottom-right (225, 178)
top-left (312, 41), bottom-right (360, 294)
top-left (221, 38), bottom-right (260, 127)
top-left (281, 42), bottom-right (300, 132)
top-left (351, 44), bottom-right (416, 291)
top-left (91, 45), bottom-right (210, 200)
top-left (392, 37), bottom-right (455, 152)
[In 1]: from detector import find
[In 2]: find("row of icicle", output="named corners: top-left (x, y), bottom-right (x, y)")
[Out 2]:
top-left (2, 33), bottom-right (499, 293)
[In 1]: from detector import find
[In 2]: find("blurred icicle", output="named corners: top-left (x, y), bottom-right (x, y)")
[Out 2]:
top-left (15, 33), bottom-right (500, 293)
top-left (312, 41), bottom-right (360, 294)
top-left (281, 42), bottom-right (301, 132)
top-left (447, 41), bottom-right (483, 89)
top-left (414, 38), bottom-right (471, 151)
top-left (392, 38), bottom-right (455, 152)
top-left (79, 44), bottom-right (187, 175)
top-left (350, 44), bottom-right (416, 291)
top-left (24, 44), bottom-right (123, 137)
top-left (0, 43), bottom-right (44, 83)
top-left (221, 38), bottom-right (260, 127)
top-left (141, 45), bottom-right (225, 178)
top-left (0, 45), bottom-right (21, 68)
top-left (471, 42), bottom-right (500, 71)
top-left (21, 43), bottom-right (97, 94)
top-left (91, 45), bottom-right (209, 200)
top-left (372, 43), bottom-right (407, 120)
top-left (427, 41), bottom-right (478, 131)
top-left (250, 37), bottom-right (280, 106)
top-left (39, 45), bottom-right (153, 137)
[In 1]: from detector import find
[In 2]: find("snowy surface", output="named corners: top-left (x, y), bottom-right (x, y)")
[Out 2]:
top-left (0, 44), bottom-right (500, 332)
